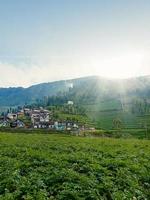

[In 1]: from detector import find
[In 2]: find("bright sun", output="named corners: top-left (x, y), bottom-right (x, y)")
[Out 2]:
top-left (92, 52), bottom-right (144, 79)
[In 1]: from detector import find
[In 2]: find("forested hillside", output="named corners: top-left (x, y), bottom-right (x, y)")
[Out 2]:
top-left (1, 75), bottom-right (150, 107)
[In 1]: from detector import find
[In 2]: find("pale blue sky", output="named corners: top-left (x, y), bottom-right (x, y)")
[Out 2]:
top-left (0, 0), bottom-right (150, 87)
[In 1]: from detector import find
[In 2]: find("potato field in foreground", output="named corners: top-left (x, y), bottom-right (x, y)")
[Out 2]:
top-left (0, 133), bottom-right (150, 200)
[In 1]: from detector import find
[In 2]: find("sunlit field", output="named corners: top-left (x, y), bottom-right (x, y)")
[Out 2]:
top-left (0, 133), bottom-right (150, 200)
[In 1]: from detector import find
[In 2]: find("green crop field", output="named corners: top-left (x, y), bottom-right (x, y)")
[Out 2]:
top-left (87, 110), bottom-right (142, 129)
top-left (82, 99), bottom-right (150, 130)
top-left (0, 133), bottom-right (150, 200)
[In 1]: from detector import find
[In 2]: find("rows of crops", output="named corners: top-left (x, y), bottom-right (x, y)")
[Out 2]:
top-left (0, 133), bottom-right (150, 199)
top-left (83, 99), bottom-right (150, 130)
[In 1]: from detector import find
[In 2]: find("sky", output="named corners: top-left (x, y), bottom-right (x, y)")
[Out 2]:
top-left (0, 0), bottom-right (150, 87)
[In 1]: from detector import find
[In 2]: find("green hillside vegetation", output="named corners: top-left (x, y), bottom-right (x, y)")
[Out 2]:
top-left (1, 75), bottom-right (150, 107)
top-left (1, 76), bottom-right (150, 139)
top-left (85, 98), bottom-right (150, 130)
top-left (24, 92), bottom-right (150, 138)
top-left (46, 105), bottom-right (93, 126)
top-left (0, 133), bottom-right (149, 200)
top-left (35, 77), bottom-right (150, 132)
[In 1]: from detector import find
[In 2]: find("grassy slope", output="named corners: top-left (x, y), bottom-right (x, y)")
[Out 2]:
top-left (83, 99), bottom-right (150, 130)
top-left (57, 113), bottom-right (93, 126)
top-left (0, 133), bottom-right (149, 200)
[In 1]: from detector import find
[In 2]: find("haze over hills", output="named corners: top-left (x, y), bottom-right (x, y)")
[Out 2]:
top-left (0, 75), bottom-right (150, 107)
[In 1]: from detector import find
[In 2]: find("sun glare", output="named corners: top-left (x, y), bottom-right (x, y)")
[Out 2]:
top-left (92, 52), bottom-right (144, 79)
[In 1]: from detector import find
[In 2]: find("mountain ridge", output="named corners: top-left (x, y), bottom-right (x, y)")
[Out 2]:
top-left (0, 75), bottom-right (150, 107)
top-left (1, 74), bottom-right (150, 89)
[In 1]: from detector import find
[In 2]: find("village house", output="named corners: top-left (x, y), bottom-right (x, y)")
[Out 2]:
top-left (0, 121), bottom-right (10, 127)
top-left (68, 101), bottom-right (74, 105)
top-left (53, 120), bottom-right (79, 131)
top-left (17, 120), bottom-right (25, 128)
top-left (0, 111), bottom-right (25, 128)
top-left (10, 120), bottom-right (25, 128)
top-left (24, 108), bottom-right (32, 116)
top-left (31, 108), bottom-right (51, 128)
top-left (7, 113), bottom-right (18, 120)
top-left (54, 121), bottom-right (66, 131)
top-left (17, 110), bottom-right (24, 117)
top-left (49, 121), bottom-right (55, 129)
top-left (0, 116), bottom-right (10, 127)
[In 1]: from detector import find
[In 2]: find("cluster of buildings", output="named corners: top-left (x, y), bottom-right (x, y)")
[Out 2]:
top-left (0, 113), bottom-right (25, 128)
top-left (0, 107), bottom-right (80, 131)
top-left (24, 108), bottom-right (79, 130)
